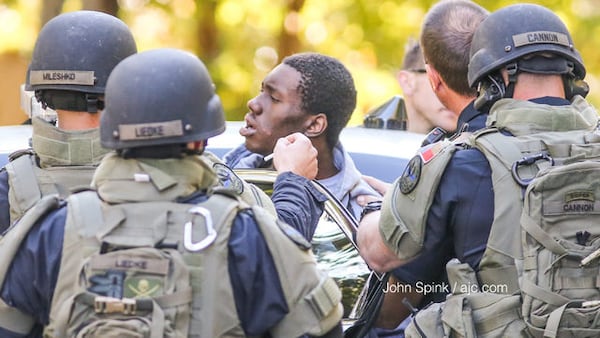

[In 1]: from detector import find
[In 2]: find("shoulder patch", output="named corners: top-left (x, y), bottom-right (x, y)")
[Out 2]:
top-left (276, 219), bottom-right (311, 250)
top-left (213, 163), bottom-right (244, 195)
top-left (418, 142), bottom-right (446, 164)
top-left (399, 155), bottom-right (422, 194)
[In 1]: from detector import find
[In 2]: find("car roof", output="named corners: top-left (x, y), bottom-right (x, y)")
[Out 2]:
top-left (0, 121), bottom-right (423, 182)
top-left (0, 125), bottom-right (32, 166)
top-left (208, 121), bottom-right (423, 182)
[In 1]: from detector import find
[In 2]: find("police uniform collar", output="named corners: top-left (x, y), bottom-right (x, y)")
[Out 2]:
top-left (529, 96), bottom-right (571, 106)
top-left (456, 100), bottom-right (488, 133)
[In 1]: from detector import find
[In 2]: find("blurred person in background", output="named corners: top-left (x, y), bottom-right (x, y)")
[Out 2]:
top-left (396, 38), bottom-right (457, 135)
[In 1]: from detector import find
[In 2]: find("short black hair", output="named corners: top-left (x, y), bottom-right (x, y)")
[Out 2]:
top-left (283, 52), bottom-right (357, 149)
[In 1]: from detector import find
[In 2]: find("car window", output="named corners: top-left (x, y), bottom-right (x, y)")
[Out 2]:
top-left (312, 212), bottom-right (370, 319)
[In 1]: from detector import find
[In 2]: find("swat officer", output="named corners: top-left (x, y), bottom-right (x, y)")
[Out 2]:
top-left (0, 49), bottom-right (343, 337)
top-left (355, 1), bottom-right (489, 335)
top-left (0, 11), bottom-right (137, 233)
top-left (358, 3), bottom-right (599, 336)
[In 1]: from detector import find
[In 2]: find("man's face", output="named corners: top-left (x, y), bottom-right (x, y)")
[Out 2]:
top-left (411, 71), bottom-right (457, 133)
top-left (240, 64), bottom-right (309, 155)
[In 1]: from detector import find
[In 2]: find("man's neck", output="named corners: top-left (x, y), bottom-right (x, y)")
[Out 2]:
top-left (314, 138), bottom-right (339, 180)
top-left (405, 101), bottom-right (434, 134)
top-left (512, 75), bottom-right (565, 101)
top-left (56, 109), bottom-right (100, 130)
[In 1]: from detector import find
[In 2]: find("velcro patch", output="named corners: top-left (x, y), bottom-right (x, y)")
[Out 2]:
top-left (418, 142), bottom-right (444, 164)
top-left (29, 70), bottom-right (95, 86)
top-left (124, 277), bottom-right (163, 298)
top-left (512, 31), bottom-right (570, 48)
top-left (543, 200), bottom-right (600, 215)
top-left (119, 120), bottom-right (184, 141)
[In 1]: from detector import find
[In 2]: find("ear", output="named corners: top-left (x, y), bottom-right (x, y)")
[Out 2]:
top-left (396, 70), bottom-right (416, 96)
top-left (426, 64), bottom-right (443, 92)
top-left (304, 113), bottom-right (328, 138)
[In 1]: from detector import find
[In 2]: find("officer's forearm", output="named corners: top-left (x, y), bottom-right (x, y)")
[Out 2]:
top-left (357, 211), bottom-right (404, 272)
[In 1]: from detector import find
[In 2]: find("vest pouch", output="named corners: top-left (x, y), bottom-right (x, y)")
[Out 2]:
top-left (52, 247), bottom-right (192, 338)
top-left (520, 160), bottom-right (600, 338)
top-left (521, 235), bottom-right (600, 338)
top-left (73, 316), bottom-right (152, 338)
top-left (404, 301), bottom-right (445, 338)
top-left (405, 293), bottom-right (529, 338)
top-left (446, 258), bottom-right (479, 295)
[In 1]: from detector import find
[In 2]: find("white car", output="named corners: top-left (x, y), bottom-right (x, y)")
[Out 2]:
top-left (200, 120), bottom-right (424, 183)
top-left (0, 121), bottom-right (424, 183)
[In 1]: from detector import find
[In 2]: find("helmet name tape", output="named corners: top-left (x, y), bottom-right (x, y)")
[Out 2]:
top-left (512, 31), bottom-right (570, 48)
top-left (118, 120), bottom-right (184, 141)
top-left (29, 70), bottom-right (95, 86)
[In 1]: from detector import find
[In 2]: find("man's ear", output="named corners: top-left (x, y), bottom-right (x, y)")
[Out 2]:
top-left (396, 70), bottom-right (416, 96)
top-left (304, 113), bottom-right (327, 137)
top-left (426, 64), bottom-right (443, 92)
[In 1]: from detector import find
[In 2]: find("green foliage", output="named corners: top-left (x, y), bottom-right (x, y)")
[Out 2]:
top-left (2, 0), bottom-right (600, 123)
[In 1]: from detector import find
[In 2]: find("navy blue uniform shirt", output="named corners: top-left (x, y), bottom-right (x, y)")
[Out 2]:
top-left (0, 171), bottom-right (325, 337)
top-left (0, 169), bottom-right (10, 233)
top-left (456, 100), bottom-right (488, 133)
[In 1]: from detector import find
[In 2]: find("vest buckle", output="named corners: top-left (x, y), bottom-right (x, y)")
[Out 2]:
top-left (94, 296), bottom-right (137, 315)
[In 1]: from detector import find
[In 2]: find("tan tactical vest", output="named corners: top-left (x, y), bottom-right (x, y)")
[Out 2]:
top-left (470, 96), bottom-right (600, 293)
top-left (0, 154), bottom-right (342, 337)
top-left (402, 96), bottom-right (600, 337)
top-left (4, 116), bottom-right (107, 224)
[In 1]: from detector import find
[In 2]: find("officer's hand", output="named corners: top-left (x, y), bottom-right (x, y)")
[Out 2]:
top-left (362, 175), bottom-right (391, 195)
top-left (273, 132), bottom-right (318, 179)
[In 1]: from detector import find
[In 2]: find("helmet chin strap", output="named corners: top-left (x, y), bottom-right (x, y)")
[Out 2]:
top-left (474, 63), bottom-right (518, 111)
top-left (503, 62), bottom-right (518, 100)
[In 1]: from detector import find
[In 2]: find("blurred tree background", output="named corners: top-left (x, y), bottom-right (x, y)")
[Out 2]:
top-left (1, 0), bottom-right (599, 126)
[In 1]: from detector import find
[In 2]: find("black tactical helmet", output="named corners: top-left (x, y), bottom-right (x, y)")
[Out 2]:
top-left (101, 49), bottom-right (225, 150)
top-left (27, 10), bottom-right (136, 94)
top-left (26, 11), bottom-right (137, 112)
top-left (468, 3), bottom-right (585, 88)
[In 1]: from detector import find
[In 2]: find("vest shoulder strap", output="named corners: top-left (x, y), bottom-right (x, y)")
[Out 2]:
top-left (5, 153), bottom-right (42, 223)
top-left (380, 140), bottom-right (459, 261)
top-left (250, 204), bottom-right (343, 336)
